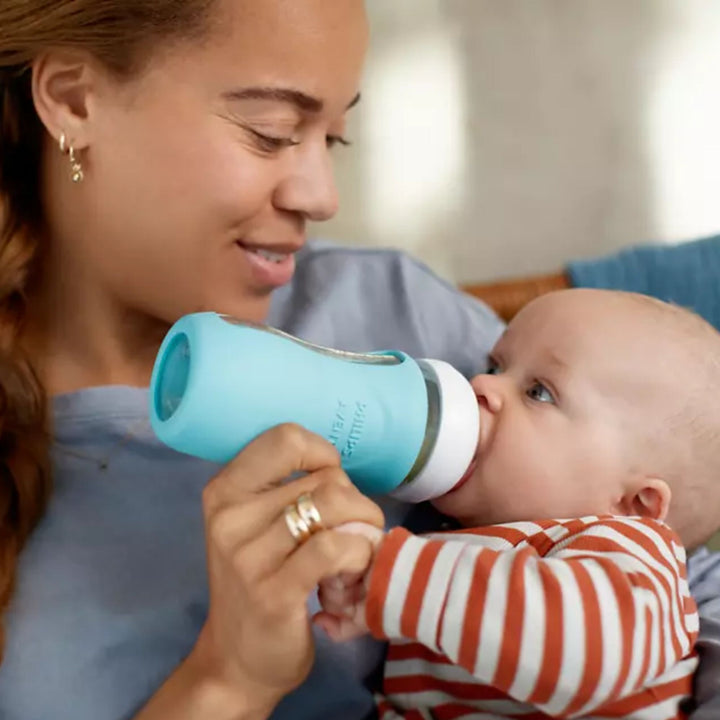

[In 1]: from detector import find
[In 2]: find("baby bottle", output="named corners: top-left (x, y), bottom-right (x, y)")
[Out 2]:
top-left (149, 312), bottom-right (479, 502)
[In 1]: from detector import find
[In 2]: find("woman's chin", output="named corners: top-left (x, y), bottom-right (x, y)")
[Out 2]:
top-left (208, 293), bottom-right (273, 324)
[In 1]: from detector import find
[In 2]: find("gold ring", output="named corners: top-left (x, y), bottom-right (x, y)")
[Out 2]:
top-left (296, 493), bottom-right (324, 534)
top-left (284, 504), bottom-right (311, 545)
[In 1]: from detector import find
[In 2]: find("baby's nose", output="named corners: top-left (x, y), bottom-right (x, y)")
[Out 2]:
top-left (470, 374), bottom-right (504, 414)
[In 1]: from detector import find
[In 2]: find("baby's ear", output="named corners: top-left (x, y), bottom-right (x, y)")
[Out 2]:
top-left (620, 479), bottom-right (671, 522)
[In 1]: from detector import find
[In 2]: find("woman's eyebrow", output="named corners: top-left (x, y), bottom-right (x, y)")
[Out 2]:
top-left (221, 87), bottom-right (361, 113)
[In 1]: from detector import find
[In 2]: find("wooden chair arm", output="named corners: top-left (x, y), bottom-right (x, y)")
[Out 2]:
top-left (462, 271), bottom-right (571, 323)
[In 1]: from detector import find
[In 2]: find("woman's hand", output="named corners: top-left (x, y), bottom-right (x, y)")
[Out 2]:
top-left (189, 424), bottom-right (385, 716)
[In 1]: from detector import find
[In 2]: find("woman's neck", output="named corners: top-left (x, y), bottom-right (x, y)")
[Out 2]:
top-left (23, 273), bottom-right (169, 396)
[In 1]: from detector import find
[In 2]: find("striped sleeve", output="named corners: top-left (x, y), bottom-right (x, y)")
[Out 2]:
top-left (365, 518), bottom-right (697, 718)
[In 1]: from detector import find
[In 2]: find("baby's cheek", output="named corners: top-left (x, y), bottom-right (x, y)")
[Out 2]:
top-left (481, 464), bottom-right (548, 521)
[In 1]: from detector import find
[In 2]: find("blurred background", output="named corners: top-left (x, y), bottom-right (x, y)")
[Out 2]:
top-left (311, 0), bottom-right (720, 285)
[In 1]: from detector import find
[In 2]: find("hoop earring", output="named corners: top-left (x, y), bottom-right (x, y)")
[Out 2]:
top-left (59, 132), bottom-right (84, 183)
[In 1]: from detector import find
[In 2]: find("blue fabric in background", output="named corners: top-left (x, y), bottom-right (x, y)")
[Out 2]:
top-left (567, 234), bottom-right (720, 329)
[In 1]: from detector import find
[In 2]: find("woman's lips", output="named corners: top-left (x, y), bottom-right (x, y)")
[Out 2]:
top-left (236, 241), bottom-right (297, 287)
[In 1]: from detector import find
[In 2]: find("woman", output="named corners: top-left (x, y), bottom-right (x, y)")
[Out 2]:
top-left (0, 1), bottom-right (718, 719)
top-left (0, 1), bottom-right (502, 718)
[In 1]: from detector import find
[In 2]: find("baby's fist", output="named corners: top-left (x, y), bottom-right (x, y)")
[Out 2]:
top-left (313, 522), bottom-right (384, 641)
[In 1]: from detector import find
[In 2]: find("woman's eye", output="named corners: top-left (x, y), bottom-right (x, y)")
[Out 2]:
top-left (239, 123), bottom-right (350, 153)
top-left (327, 135), bottom-right (351, 149)
top-left (246, 128), bottom-right (300, 153)
top-left (527, 382), bottom-right (555, 405)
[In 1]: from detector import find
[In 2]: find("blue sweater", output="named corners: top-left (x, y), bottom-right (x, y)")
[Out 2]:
top-left (0, 242), bottom-right (503, 720)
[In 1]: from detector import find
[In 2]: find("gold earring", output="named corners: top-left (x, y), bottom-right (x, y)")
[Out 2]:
top-left (59, 132), bottom-right (84, 183)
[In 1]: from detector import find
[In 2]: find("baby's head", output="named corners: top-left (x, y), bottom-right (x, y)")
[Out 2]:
top-left (433, 288), bottom-right (720, 549)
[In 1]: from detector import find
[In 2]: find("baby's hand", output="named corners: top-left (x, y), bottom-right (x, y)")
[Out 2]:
top-left (313, 521), bottom-right (384, 641)
top-left (315, 569), bottom-right (369, 641)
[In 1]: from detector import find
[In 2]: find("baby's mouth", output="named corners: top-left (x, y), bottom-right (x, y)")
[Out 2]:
top-left (448, 454), bottom-right (479, 493)
top-left (442, 394), bottom-right (484, 495)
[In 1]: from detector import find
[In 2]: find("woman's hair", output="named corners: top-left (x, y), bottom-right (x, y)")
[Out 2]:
top-left (0, 0), bottom-right (216, 662)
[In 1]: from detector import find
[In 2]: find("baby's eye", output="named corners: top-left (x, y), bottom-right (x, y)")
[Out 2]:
top-left (527, 382), bottom-right (555, 405)
top-left (486, 358), bottom-right (501, 375)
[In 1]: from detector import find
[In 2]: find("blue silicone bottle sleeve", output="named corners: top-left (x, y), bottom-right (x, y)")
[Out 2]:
top-left (149, 312), bottom-right (430, 496)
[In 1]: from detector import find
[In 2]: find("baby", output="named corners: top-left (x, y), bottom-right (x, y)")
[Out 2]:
top-left (315, 288), bottom-right (720, 720)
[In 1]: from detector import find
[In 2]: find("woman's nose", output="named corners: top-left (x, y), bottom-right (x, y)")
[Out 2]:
top-left (273, 143), bottom-right (340, 222)
top-left (470, 373), bottom-right (505, 414)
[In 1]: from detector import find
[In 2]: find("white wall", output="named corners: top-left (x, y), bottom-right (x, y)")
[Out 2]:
top-left (312, 0), bottom-right (720, 284)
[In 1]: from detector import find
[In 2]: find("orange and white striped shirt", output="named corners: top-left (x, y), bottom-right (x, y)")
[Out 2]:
top-left (366, 516), bottom-right (698, 720)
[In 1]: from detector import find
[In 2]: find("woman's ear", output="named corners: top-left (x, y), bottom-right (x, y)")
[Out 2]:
top-left (31, 50), bottom-right (97, 148)
top-left (618, 478), bottom-right (672, 522)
